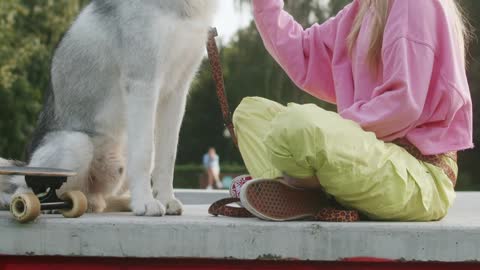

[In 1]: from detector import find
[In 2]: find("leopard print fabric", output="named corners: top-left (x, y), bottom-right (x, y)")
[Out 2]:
top-left (315, 208), bottom-right (360, 222)
top-left (208, 197), bottom-right (360, 222)
top-left (208, 198), bottom-right (254, 218)
top-left (207, 28), bottom-right (238, 147)
top-left (394, 139), bottom-right (458, 187)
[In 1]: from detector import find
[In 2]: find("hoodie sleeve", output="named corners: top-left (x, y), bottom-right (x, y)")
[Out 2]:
top-left (253, 0), bottom-right (353, 104)
top-left (340, 38), bottom-right (435, 141)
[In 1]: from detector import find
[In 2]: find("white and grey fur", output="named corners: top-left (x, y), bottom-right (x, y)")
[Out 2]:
top-left (0, 0), bottom-right (217, 216)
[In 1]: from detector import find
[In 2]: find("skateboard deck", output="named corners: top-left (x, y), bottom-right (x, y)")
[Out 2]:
top-left (0, 166), bottom-right (86, 223)
top-left (0, 166), bottom-right (76, 177)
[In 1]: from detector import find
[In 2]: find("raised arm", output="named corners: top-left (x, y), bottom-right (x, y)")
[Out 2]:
top-left (253, 0), bottom-right (352, 104)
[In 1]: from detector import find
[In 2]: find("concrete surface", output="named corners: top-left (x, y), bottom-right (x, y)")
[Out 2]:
top-left (0, 191), bottom-right (479, 262)
top-left (175, 189), bottom-right (229, 205)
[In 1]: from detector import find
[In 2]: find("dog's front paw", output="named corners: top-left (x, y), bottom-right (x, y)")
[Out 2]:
top-left (163, 198), bottom-right (183, 216)
top-left (131, 197), bottom-right (166, 216)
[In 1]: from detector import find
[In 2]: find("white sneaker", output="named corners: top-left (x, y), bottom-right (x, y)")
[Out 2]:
top-left (206, 185), bottom-right (213, 190)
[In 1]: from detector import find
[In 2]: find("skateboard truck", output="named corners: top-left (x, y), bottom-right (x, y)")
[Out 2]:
top-left (25, 175), bottom-right (72, 211)
top-left (0, 167), bottom-right (87, 223)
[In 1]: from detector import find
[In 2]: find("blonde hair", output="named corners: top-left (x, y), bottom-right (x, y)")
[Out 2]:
top-left (347, 0), bottom-right (471, 73)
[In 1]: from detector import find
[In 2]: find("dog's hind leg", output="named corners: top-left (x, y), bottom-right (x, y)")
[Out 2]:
top-left (88, 138), bottom-right (126, 213)
top-left (12, 131), bottom-right (94, 204)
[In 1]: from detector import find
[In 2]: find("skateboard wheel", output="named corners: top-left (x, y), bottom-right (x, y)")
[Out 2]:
top-left (60, 191), bottom-right (88, 218)
top-left (10, 193), bottom-right (41, 223)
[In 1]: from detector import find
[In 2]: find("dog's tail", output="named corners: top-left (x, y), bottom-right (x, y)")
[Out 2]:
top-left (0, 158), bottom-right (26, 208)
top-left (104, 194), bottom-right (131, 212)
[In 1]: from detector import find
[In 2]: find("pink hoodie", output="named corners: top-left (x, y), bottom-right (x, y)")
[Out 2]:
top-left (253, 0), bottom-right (473, 155)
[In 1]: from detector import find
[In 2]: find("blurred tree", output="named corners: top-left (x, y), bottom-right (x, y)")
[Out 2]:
top-left (328, 0), bottom-right (351, 14)
top-left (0, 0), bottom-right (89, 160)
top-left (456, 0), bottom-right (480, 190)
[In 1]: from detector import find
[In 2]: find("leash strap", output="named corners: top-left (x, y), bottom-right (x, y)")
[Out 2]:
top-left (208, 197), bottom-right (360, 222)
top-left (206, 28), bottom-right (238, 148)
top-left (208, 198), bottom-right (254, 218)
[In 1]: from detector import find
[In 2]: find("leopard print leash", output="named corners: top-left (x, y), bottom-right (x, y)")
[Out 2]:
top-left (208, 197), bottom-right (361, 222)
top-left (208, 198), bottom-right (253, 218)
top-left (207, 28), bottom-right (238, 147)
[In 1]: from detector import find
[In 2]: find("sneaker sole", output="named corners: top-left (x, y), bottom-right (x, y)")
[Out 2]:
top-left (240, 179), bottom-right (326, 221)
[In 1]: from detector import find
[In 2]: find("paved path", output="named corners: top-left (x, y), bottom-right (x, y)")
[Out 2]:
top-left (0, 191), bottom-right (479, 262)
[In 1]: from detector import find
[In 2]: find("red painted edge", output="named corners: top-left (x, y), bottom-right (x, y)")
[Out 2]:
top-left (342, 257), bottom-right (397, 262)
top-left (0, 256), bottom-right (479, 270)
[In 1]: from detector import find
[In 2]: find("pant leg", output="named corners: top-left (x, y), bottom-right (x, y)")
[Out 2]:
top-left (233, 97), bottom-right (285, 179)
top-left (264, 102), bottom-right (456, 221)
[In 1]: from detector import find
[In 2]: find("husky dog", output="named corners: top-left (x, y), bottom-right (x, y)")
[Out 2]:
top-left (0, 0), bottom-right (217, 216)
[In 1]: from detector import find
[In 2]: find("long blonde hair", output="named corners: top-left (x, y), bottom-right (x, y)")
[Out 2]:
top-left (347, 0), bottom-right (471, 73)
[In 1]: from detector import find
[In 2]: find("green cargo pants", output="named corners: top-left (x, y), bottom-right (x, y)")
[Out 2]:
top-left (233, 97), bottom-right (456, 221)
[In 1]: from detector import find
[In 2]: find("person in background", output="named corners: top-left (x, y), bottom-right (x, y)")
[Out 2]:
top-left (203, 147), bottom-right (223, 190)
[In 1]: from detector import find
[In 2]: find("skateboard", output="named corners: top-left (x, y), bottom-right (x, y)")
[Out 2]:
top-left (0, 166), bottom-right (87, 223)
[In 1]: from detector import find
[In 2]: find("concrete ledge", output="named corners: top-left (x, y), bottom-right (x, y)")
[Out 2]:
top-left (0, 192), bottom-right (479, 262)
top-left (175, 189), bottom-right (228, 205)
